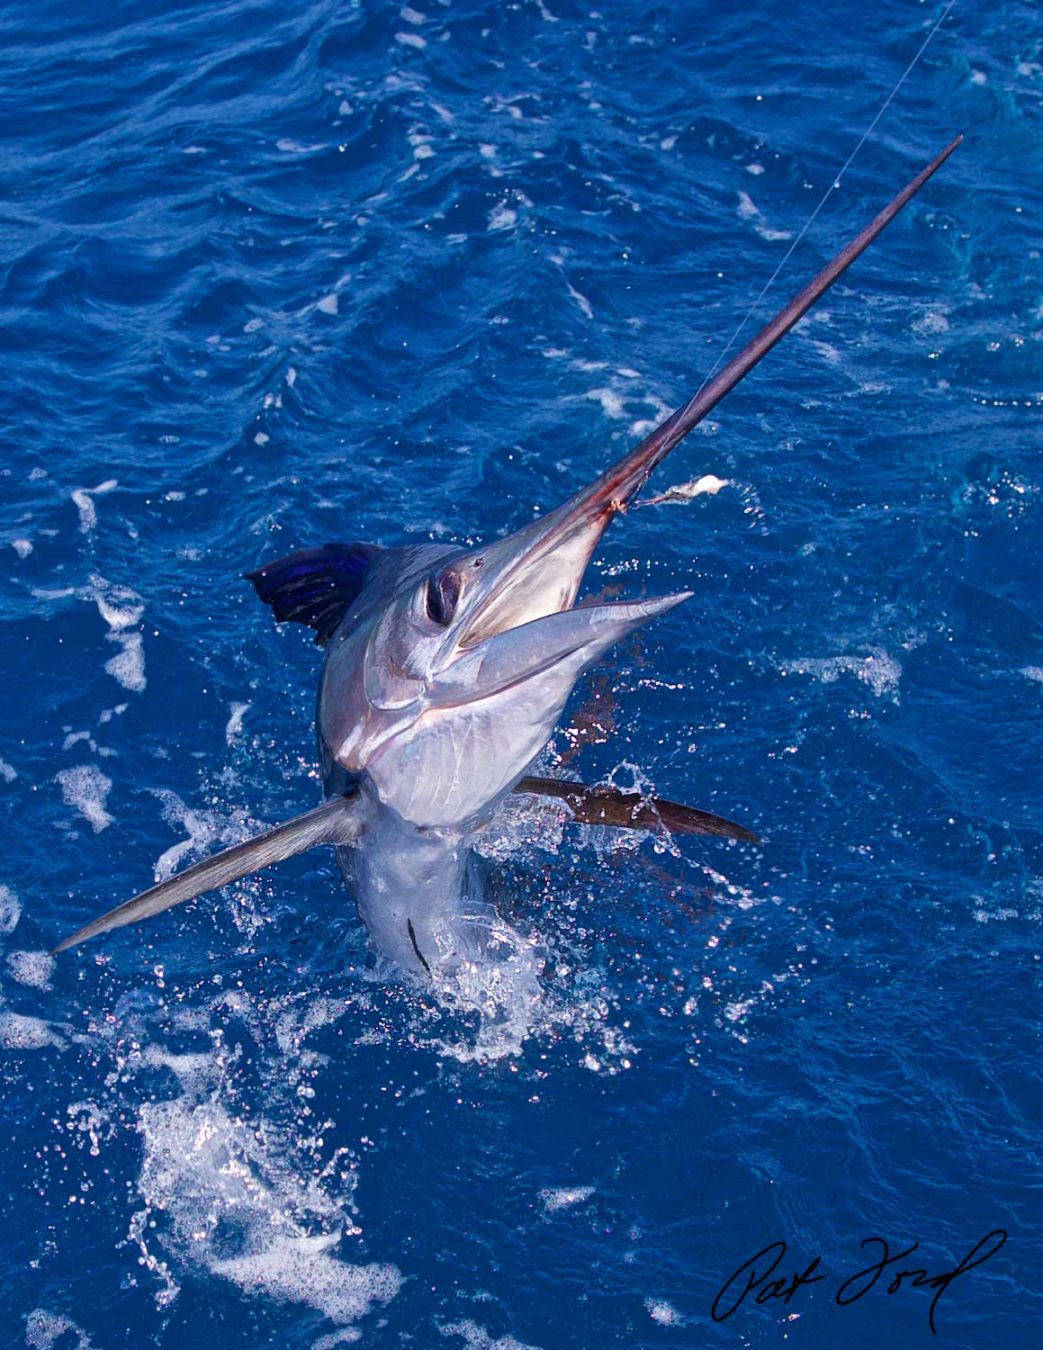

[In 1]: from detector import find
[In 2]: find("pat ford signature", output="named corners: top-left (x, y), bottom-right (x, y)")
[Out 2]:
top-left (711, 1230), bottom-right (1007, 1334)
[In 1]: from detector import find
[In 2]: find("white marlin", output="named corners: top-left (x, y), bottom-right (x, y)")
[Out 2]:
top-left (54, 138), bottom-right (960, 973)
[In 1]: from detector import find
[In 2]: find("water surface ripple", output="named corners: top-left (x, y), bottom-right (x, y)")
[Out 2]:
top-left (1, 1), bottom-right (1040, 1346)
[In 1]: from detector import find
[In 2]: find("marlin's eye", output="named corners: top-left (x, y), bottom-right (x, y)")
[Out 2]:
top-left (425, 569), bottom-right (460, 627)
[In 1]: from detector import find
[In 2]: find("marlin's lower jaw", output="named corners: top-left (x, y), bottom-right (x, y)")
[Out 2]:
top-left (430, 590), bottom-right (692, 709)
top-left (351, 590), bottom-right (692, 830)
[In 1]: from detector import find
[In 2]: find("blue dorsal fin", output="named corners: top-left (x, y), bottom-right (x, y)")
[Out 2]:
top-left (245, 542), bottom-right (383, 645)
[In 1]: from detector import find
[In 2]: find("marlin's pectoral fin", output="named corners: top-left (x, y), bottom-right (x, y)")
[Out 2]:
top-left (52, 794), bottom-right (362, 955)
top-left (514, 776), bottom-right (759, 844)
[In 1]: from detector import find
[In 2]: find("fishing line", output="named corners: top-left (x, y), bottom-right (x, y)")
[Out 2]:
top-left (690, 0), bottom-right (957, 403)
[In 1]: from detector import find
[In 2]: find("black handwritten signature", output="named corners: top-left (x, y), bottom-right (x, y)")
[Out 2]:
top-left (711, 1230), bottom-right (1007, 1334)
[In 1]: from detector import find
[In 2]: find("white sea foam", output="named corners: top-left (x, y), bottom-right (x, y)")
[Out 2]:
top-left (213, 1234), bottom-right (399, 1325)
top-left (627, 392), bottom-right (674, 438)
top-left (66, 1101), bottom-right (112, 1158)
top-left (71, 479), bottom-right (118, 533)
top-left (809, 338), bottom-right (841, 366)
top-left (0, 886), bottom-right (20, 933)
top-left (566, 283), bottom-right (593, 319)
top-left (538, 1185), bottom-right (594, 1214)
top-left (225, 701), bottom-right (250, 742)
top-left (972, 903), bottom-right (1020, 925)
top-left (780, 649), bottom-right (901, 699)
top-left (57, 765), bottom-right (113, 832)
top-left (145, 795), bottom-right (272, 934)
top-left (276, 138), bottom-right (325, 154)
top-left (11, 538), bottom-right (32, 558)
top-left (25, 1309), bottom-right (93, 1349)
top-left (757, 224), bottom-right (793, 242)
top-left (148, 789), bottom-right (233, 881)
top-left (0, 1011), bottom-right (65, 1051)
top-left (6, 950), bottom-right (55, 990)
top-left (87, 579), bottom-right (143, 629)
top-left (645, 1298), bottom-right (682, 1325)
top-left (912, 306), bottom-right (951, 337)
top-left (104, 631), bottom-right (146, 691)
top-left (585, 387), bottom-right (626, 419)
top-left (475, 793), bottom-right (568, 863)
top-left (81, 577), bottom-right (147, 691)
top-left (312, 1332), bottom-right (362, 1349)
top-left (429, 922), bottom-right (546, 1064)
top-left (488, 203), bottom-right (517, 231)
top-left (735, 190), bottom-right (793, 241)
top-left (421, 770), bottom-right (675, 1064)
top-left (440, 1321), bottom-right (541, 1350)
top-left (400, 913), bottom-right (638, 1070)
top-left (32, 586), bottom-right (76, 600)
top-left (0, 757), bottom-right (16, 782)
top-left (134, 1094), bottom-right (401, 1327)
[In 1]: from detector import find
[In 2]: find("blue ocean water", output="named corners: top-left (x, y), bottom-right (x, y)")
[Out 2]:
top-left (1, 0), bottom-right (1040, 1345)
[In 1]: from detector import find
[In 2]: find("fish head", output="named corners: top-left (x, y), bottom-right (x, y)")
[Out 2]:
top-left (321, 454), bottom-right (691, 826)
